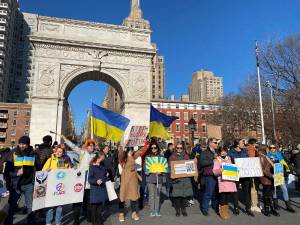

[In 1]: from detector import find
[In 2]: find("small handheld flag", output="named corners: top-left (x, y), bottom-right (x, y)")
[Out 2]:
top-left (91, 103), bottom-right (130, 142)
top-left (149, 105), bottom-right (178, 140)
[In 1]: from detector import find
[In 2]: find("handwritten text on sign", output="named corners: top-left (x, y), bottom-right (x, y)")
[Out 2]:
top-left (234, 157), bottom-right (263, 178)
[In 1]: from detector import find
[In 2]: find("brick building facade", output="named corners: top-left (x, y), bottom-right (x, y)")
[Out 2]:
top-left (152, 100), bottom-right (220, 145)
top-left (0, 103), bottom-right (31, 148)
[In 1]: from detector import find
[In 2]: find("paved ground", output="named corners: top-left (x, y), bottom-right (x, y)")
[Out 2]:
top-left (1, 189), bottom-right (300, 225)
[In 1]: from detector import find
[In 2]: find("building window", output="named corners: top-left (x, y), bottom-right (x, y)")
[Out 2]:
top-left (25, 111), bottom-right (30, 117)
top-left (25, 119), bottom-right (30, 126)
top-left (11, 129), bottom-right (16, 136)
top-left (184, 104), bottom-right (188, 109)
top-left (193, 105), bottom-right (197, 109)
top-left (201, 106), bottom-right (205, 110)
top-left (176, 137), bottom-right (181, 144)
top-left (167, 111), bottom-right (172, 116)
top-left (13, 111), bottom-right (18, 116)
top-left (184, 137), bottom-right (189, 144)
top-left (193, 112), bottom-right (198, 121)
top-left (176, 123), bottom-right (180, 132)
top-left (184, 112), bottom-right (189, 121)
top-left (24, 130), bottom-right (29, 136)
top-left (167, 104), bottom-right (171, 109)
top-left (184, 123), bottom-right (189, 132)
top-left (176, 112), bottom-right (180, 120)
top-left (12, 120), bottom-right (17, 126)
top-left (202, 113), bottom-right (206, 121)
top-left (202, 125), bottom-right (207, 133)
top-left (176, 104), bottom-right (179, 109)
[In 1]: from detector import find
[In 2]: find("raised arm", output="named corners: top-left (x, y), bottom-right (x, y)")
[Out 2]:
top-left (134, 141), bottom-right (150, 160)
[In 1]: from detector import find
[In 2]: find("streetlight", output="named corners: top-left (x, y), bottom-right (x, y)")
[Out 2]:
top-left (266, 80), bottom-right (277, 143)
top-left (188, 118), bottom-right (197, 148)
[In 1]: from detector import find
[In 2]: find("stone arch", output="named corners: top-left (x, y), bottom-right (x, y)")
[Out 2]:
top-left (60, 67), bottom-right (128, 101)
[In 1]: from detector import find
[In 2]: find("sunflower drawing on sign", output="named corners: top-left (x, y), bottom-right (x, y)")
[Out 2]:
top-left (145, 156), bottom-right (169, 174)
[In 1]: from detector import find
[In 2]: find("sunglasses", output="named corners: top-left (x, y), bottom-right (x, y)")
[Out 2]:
top-left (151, 147), bottom-right (157, 149)
top-left (176, 147), bottom-right (183, 149)
top-left (270, 147), bottom-right (276, 149)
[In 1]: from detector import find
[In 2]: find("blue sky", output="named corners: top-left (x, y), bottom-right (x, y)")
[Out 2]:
top-left (20, 0), bottom-right (300, 133)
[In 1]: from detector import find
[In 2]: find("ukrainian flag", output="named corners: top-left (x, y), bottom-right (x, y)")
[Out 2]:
top-left (91, 103), bottom-right (130, 142)
top-left (149, 105), bottom-right (178, 140)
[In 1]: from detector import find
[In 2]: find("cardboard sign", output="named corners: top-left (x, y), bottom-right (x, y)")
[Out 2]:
top-left (170, 160), bottom-right (198, 179)
top-left (234, 157), bottom-right (263, 178)
top-left (32, 169), bottom-right (85, 211)
top-left (127, 126), bottom-right (148, 147)
top-left (145, 157), bottom-right (169, 174)
top-left (222, 163), bottom-right (239, 181)
top-left (274, 163), bottom-right (284, 186)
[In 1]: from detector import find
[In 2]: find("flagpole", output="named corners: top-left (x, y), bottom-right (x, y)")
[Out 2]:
top-left (90, 100), bottom-right (94, 139)
top-left (255, 41), bottom-right (266, 144)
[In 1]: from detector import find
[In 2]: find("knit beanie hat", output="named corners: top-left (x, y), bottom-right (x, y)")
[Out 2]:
top-left (19, 136), bottom-right (30, 146)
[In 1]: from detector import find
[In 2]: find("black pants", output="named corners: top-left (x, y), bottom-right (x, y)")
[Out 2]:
top-left (73, 190), bottom-right (91, 225)
top-left (219, 192), bottom-right (238, 207)
top-left (91, 203), bottom-right (104, 225)
top-left (173, 197), bottom-right (187, 213)
top-left (235, 178), bottom-right (251, 210)
top-left (119, 201), bottom-right (138, 213)
top-left (262, 185), bottom-right (273, 199)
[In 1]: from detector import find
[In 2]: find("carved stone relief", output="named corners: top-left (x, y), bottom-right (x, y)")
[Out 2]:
top-left (40, 23), bottom-right (61, 33)
top-left (37, 65), bottom-right (56, 96)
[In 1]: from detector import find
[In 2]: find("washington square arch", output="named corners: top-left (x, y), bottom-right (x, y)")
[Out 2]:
top-left (27, 0), bottom-right (157, 144)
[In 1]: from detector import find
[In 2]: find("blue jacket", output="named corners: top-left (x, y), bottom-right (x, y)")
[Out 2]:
top-left (227, 148), bottom-right (248, 164)
top-left (88, 164), bottom-right (108, 204)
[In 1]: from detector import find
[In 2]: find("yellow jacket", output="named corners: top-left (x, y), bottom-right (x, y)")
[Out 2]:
top-left (42, 153), bottom-right (71, 170)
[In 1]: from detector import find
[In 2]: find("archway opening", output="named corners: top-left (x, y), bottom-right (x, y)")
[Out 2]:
top-left (62, 71), bottom-right (124, 143)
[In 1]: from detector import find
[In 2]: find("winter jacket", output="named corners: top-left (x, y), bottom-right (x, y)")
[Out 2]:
top-left (292, 149), bottom-right (300, 174)
top-left (247, 145), bottom-right (257, 157)
top-left (103, 153), bottom-right (114, 181)
top-left (213, 156), bottom-right (237, 193)
top-left (35, 144), bottom-right (53, 167)
top-left (170, 152), bottom-right (193, 198)
top-left (0, 148), bottom-right (10, 173)
top-left (88, 164), bottom-right (108, 204)
top-left (42, 153), bottom-right (72, 170)
top-left (227, 148), bottom-right (248, 164)
top-left (259, 155), bottom-right (273, 186)
top-left (199, 148), bottom-right (216, 176)
top-left (4, 147), bottom-right (40, 189)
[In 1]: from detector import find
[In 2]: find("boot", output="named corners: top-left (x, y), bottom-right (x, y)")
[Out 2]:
top-left (181, 206), bottom-right (187, 217)
top-left (219, 205), bottom-right (229, 220)
top-left (131, 212), bottom-right (140, 221)
top-left (273, 199), bottom-right (280, 210)
top-left (285, 201), bottom-right (296, 213)
top-left (175, 207), bottom-right (180, 217)
top-left (270, 202), bottom-right (280, 217)
top-left (118, 213), bottom-right (125, 222)
top-left (263, 198), bottom-right (271, 217)
top-left (233, 206), bottom-right (239, 215)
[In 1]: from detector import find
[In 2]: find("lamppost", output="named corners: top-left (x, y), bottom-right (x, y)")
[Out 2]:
top-left (266, 80), bottom-right (277, 143)
top-left (188, 118), bottom-right (197, 148)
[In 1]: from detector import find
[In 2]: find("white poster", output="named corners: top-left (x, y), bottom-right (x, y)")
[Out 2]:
top-left (32, 169), bottom-right (85, 211)
top-left (235, 157), bottom-right (263, 178)
top-left (105, 181), bottom-right (118, 201)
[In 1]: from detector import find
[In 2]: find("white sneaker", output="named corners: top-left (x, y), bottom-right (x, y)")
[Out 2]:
top-left (189, 200), bottom-right (195, 205)
top-left (251, 206), bottom-right (261, 212)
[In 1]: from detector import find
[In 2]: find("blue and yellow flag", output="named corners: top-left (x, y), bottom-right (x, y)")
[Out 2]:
top-left (91, 103), bottom-right (130, 142)
top-left (149, 105), bottom-right (178, 140)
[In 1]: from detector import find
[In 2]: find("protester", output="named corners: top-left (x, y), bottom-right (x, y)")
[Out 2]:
top-left (199, 138), bottom-right (218, 216)
top-left (102, 145), bottom-right (114, 181)
top-left (292, 144), bottom-right (300, 190)
top-left (61, 135), bottom-right (96, 225)
top-left (257, 145), bottom-right (280, 217)
top-left (88, 151), bottom-right (108, 225)
top-left (267, 144), bottom-right (295, 213)
top-left (170, 143), bottom-right (193, 217)
top-left (4, 136), bottom-right (40, 225)
top-left (213, 147), bottom-right (238, 220)
top-left (42, 144), bottom-right (73, 225)
top-left (246, 138), bottom-right (261, 213)
top-left (227, 139), bottom-right (254, 216)
top-left (145, 142), bottom-right (164, 217)
top-left (35, 135), bottom-right (53, 167)
top-left (118, 141), bottom-right (149, 222)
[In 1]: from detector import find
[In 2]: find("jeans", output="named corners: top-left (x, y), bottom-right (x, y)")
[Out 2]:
top-left (147, 183), bottom-right (162, 213)
top-left (46, 206), bottom-right (63, 225)
top-left (91, 203), bottom-right (104, 225)
top-left (73, 189), bottom-right (91, 225)
top-left (201, 176), bottom-right (217, 212)
top-left (5, 184), bottom-right (35, 225)
top-left (119, 201), bottom-right (138, 213)
top-left (273, 182), bottom-right (289, 201)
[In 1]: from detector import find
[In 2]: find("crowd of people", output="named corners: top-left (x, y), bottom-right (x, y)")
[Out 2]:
top-left (0, 134), bottom-right (300, 225)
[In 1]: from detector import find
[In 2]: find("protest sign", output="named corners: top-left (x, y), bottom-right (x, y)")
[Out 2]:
top-left (222, 164), bottom-right (239, 181)
top-left (274, 163), bottom-right (284, 186)
top-left (32, 169), bottom-right (85, 211)
top-left (170, 160), bottom-right (198, 179)
top-left (145, 156), bottom-right (169, 174)
top-left (234, 157), bottom-right (263, 178)
top-left (127, 126), bottom-right (148, 147)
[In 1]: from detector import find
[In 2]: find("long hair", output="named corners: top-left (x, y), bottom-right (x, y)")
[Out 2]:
top-left (90, 151), bottom-right (104, 165)
top-left (147, 142), bottom-right (161, 156)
